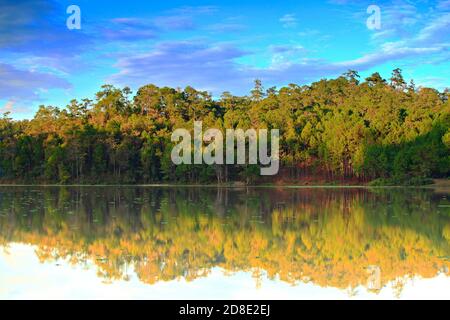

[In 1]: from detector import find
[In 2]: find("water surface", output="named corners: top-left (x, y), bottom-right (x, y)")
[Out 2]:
top-left (0, 186), bottom-right (449, 299)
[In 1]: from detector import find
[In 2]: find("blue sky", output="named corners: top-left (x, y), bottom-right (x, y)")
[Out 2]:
top-left (0, 0), bottom-right (449, 119)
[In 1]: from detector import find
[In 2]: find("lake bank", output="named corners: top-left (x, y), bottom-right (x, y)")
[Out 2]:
top-left (0, 178), bottom-right (448, 188)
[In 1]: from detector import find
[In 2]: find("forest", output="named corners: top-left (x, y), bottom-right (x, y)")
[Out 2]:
top-left (0, 69), bottom-right (449, 185)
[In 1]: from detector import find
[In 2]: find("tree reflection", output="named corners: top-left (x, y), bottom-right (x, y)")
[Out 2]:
top-left (0, 186), bottom-right (449, 295)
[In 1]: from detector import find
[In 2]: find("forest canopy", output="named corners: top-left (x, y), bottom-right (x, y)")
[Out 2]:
top-left (0, 69), bottom-right (449, 185)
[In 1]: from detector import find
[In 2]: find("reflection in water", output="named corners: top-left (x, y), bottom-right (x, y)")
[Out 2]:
top-left (0, 186), bottom-right (449, 298)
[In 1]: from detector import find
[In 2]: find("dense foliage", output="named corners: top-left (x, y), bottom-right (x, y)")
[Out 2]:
top-left (0, 69), bottom-right (449, 184)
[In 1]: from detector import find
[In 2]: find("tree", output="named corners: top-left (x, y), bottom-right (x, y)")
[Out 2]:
top-left (365, 72), bottom-right (386, 87)
top-left (343, 70), bottom-right (360, 84)
top-left (390, 68), bottom-right (406, 91)
top-left (251, 79), bottom-right (264, 101)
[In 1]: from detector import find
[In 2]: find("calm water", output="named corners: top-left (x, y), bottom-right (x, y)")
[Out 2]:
top-left (0, 186), bottom-right (449, 300)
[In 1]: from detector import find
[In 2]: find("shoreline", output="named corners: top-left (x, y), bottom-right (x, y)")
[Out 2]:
top-left (0, 179), bottom-right (448, 189)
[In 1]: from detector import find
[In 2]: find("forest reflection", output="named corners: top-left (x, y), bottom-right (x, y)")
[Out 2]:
top-left (0, 186), bottom-right (449, 296)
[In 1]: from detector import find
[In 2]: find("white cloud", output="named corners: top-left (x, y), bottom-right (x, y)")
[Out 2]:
top-left (280, 14), bottom-right (298, 28)
top-left (437, 0), bottom-right (450, 10)
top-left (0, 101), bottom-right (15, 113)
top-left (417, 13), bottom-right (450, 43)
top-left (0, 63), bottom-right (71, 102)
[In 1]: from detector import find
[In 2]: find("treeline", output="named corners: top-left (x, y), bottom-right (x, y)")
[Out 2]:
top-left (0, 69), bottom-right (449, 184)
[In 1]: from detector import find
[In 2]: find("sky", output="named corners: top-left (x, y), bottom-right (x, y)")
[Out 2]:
top-left (0, 0), bottom-right (449, 119)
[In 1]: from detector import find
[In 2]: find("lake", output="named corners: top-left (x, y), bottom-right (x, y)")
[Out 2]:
top-left (0, 186), bottom-right (449, 299)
